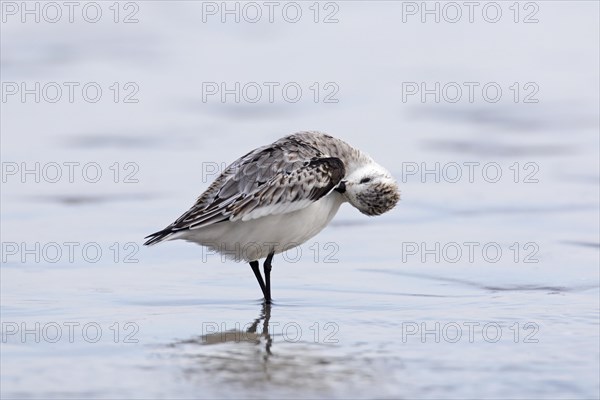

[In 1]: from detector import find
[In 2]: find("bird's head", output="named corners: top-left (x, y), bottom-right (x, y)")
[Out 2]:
top-left (336, 162), bottom-right (400, 216)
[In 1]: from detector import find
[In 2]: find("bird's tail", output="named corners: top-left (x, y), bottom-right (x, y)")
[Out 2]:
top-left (143, 228), bottom-right (178, 246)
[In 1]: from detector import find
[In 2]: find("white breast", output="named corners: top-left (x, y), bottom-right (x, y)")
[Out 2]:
top-left (178, 191), bottom-right (346, 262)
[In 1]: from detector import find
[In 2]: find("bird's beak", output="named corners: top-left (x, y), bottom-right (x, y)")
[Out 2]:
top-left (334, 181), bottom-right (346, 194)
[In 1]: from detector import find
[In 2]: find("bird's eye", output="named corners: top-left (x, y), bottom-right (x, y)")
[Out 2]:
top-left (359, 177), bottom-right (372, 184)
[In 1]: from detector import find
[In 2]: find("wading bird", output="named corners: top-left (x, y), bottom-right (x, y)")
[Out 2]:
top-left (144, 131), bottom-right (400, 303)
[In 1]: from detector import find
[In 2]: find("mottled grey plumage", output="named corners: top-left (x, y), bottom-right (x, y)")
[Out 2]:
top-left (144, 131), bottom-right (367, 245)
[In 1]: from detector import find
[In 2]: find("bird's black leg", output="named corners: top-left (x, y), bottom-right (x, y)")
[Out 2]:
top-left (250, 261), bottom-right (268, 300)
top-left (263, 253), bottom-right (274, 304)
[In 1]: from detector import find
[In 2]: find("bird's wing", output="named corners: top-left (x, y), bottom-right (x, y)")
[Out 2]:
top-left (185, 156), bottom-right (345, 229)
top-left (146, 136), bottom-right (345, 242)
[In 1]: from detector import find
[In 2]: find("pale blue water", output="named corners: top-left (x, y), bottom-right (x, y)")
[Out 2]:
top-left (1, 2), bottom-right (599, 399)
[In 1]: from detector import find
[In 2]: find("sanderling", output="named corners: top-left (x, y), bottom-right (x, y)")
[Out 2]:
top-left (144, 131), bottom-right (400, 303)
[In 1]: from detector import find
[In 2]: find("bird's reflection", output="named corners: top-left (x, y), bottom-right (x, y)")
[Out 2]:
top-left (165, 301), bottom-right (386, 396)
top-left (176, 301), bottom-right (273, 359)
top-left (244, 301), bottom-right (273, 356)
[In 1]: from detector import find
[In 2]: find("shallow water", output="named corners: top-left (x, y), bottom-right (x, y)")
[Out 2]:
top-left (1, 2), bottom-right (599, 399)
